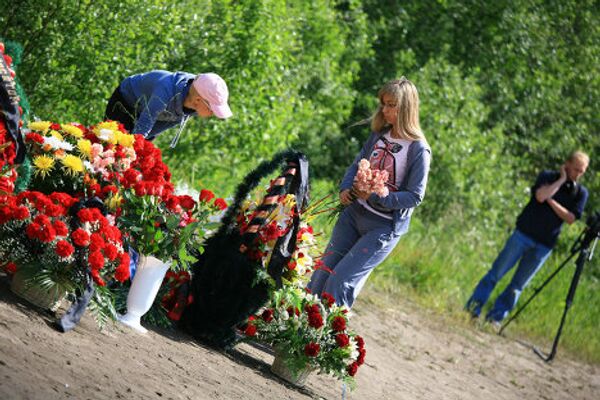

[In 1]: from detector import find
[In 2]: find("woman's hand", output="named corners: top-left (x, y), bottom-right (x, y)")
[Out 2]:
top-left (351, 187), bottom-right (371, 200)
top-left (340, 189), bottom-right (354, 205)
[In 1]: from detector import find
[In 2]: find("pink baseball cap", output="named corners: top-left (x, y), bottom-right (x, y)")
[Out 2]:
top-left (192, 73), bottom-right (233, 119)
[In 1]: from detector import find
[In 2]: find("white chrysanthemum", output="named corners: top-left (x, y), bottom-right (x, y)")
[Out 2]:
top-left (97, 128), bottom-right (114, 141)
top-left (43, 136), bottom-right (73, 151)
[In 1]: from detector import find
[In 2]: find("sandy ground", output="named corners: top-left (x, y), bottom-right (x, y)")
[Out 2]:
top-left (0, 273), bottom-right (598, 400)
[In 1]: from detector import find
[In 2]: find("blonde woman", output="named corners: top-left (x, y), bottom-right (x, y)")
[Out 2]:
top-left (308, 78), bottom-right (431, 307)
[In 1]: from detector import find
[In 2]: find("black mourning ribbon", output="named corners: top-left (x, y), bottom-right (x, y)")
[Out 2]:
top-left (0, 52), bottom-right (25, 163)
top-left (266, 153), bottom-right (309, 288)
top-left (57, 197), bottom-right (107, 332)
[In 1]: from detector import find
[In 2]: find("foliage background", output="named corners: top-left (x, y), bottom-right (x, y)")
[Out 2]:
top-left (2, 0), bottom-right (599, 361)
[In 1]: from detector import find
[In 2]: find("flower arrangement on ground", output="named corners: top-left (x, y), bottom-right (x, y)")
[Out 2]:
top-left (243, 286), bottom-right (366, 387)
top-left (0, 190), bottom-right (130, 296)
top-left (235, 185), bottom-right (319, 287)
top-left (24, 120), bottom-right (136, 195)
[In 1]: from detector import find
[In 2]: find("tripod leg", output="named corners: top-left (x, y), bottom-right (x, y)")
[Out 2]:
top-left (498, 251), bottom-right (577, 335)
top-left (534, 249), bottom-right (588, 362)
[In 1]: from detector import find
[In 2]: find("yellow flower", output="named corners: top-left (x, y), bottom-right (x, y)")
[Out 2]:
top-left (50, 130), bottom-right (64, 141)
top-left (105, 192), bottom-right (123, 211)
top-left (33, 155), bottom-right (55, 177)
top-left (118, 133), bottom-right (135, 147)
top-left (28, 121), bottom-right (52, 133)
top-left (77, 139), bottom-right (92, 159)
top-left (61, 154), bottom-right (84, 175)
top-left (93, 121), bottom-right (120, 143)
top-left (62, 124), bottom-right (84, 138)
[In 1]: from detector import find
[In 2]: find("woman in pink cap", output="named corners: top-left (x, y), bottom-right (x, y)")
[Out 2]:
top-left (105, 70), bottom-right (232, 146)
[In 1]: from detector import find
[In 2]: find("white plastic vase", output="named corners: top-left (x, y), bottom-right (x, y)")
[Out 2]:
top-left (118, 254), bottom-right (170, 334)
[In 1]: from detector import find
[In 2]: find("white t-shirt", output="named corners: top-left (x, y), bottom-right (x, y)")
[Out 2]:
top-left (358, 133), bottom-right (411, 219)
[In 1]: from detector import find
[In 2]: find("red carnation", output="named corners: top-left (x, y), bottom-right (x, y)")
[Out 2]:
top-left (38, 224), bottom-right (56, 243)
top-left (88, 250), bottom-right (105, 271)
top-left (321, 292), bottom-right (335, 308)
top-left (71, 228), bottom-right (90, 247)
top-left (103, 243), bottom-right (119, 261)
top-left (26, 223), bottom-right (41, 239)
top-left (199, 189), bottom-right (215, 203)
top-left (304, 342), bottom-right (320, 357)
top-left (53, 220), bottom-right (69, 236)
top-left (77, 208), bottom-right (95, 223)
top-left (25, 132), bottom-right (44, 144)
top-left (213, 198), bottom-right (227, 210)
top-left (89, 233), bottom-right (105, 252)
top-left (50, 123), bottom-right (61, 131)
top-left (335, 333), bottom-right (350, 348)
top-left (12, 206), bottom-right (30, 220)
top-left (91, 269), bottom-right (106, 287)
top-left (308, 311), bottom-right (324, 329)
top-left (287, 261), bottom-right (297, 270)
top-left (332, 316), bottom-right (347, 332)
top-left (355, 335), bottom-right (365, 350)
top-left (357, 348), bottom-right (366, 366)
top-left (114, 263), bottom-right (130, 282)
top-left (55, 240), bottom-right (75, 258)
top-left (347, 362), bottom-right (359, 377)
top-left (261, 309), bottom-right (274, 323)
top-left (304, 304), bottom-right (320, 314)
top-left (179, 195), bottom-right (195, 210)
top-left (124, 169), bottom-right (141, 185)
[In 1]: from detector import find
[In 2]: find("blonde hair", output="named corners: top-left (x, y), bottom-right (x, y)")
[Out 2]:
top-left (370, 77), bottom-right (425, 141)
top-left (568, 150), bottom-right (590, 166)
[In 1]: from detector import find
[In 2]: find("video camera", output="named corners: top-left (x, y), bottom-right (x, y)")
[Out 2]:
top-left (586, 211), bottom-right (600, 237)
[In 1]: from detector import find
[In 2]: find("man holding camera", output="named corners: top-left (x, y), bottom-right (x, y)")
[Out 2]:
top-left (466, 151), bottom-right (590, 325)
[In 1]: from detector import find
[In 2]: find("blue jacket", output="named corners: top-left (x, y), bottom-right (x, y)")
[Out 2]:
top-left (340, 130), bottom-right (432, 235)
top-left (118, 70), bottom-right (196, 140)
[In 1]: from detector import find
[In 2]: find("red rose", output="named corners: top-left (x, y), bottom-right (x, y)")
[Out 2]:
top-left (50, 123), bottom-right (61, 131)
top-left (304, 342), bottom-right (320, 357)
top-left (347, 362), bottom-right (359, 377)
top-left (332, 316), bottom-right (347, 332)
top-left (261, 309), bottom-right (274, 323)
top-left (164, 195), bottom-right (180, 211)
top-left (244, 324), bottom-right (257, 337)
top-left (2, 262), bottom-right (17, 274)
top-left (52, 220), bottom-right (69, 236)
top-left (286, 306), bottom-right (300, 317)
top-left (88, 250), bottom-right (105, 271)
top-left (199, 189), bottom-right (215, 203)
top-left (55, 240), bottom-right (75, 258)
top-left (179, 195), bottom-right (195, 210)
top-left (335, 333), bottom-right (350, 348)
top-left (307, 311), bottom-right (324, 329)
top-left (71, 228), bottom-right (90, 247)
top-left (123, 169), bottom-right (141, 185)
top-left (213, 198), bottom-right (227, 210)
top-left (287, 261), bottom-right (297, 271)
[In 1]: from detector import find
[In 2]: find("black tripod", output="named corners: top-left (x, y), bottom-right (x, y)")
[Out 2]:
top-left (498, 225), bottom-right (599, 362)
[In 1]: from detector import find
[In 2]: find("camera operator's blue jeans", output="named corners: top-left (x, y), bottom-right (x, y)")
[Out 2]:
top-left (308, 202), bottom-right (402, 308)
top-left (465, 229), bottom-right (552, 322)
